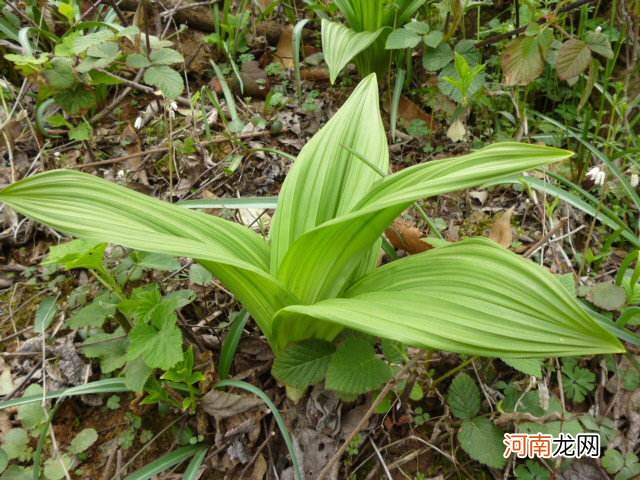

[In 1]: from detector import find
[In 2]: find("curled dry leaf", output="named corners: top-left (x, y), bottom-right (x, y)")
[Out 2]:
top-left (201, 389), bottom-right (264, 420)
top-left (488, 207), bottom-right (514, 248)
top-left (385, 219), bottom-right (432, 254)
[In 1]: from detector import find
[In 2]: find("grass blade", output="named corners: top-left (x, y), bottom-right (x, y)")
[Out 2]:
top-left (181, 445), bottom-right (209, 480)
top-left (178, 197), bottom-right (278, 210)
top-left (218, 309), bottom-right (250, 380)
top-left (293, 19), bottom-right (310, 100)
top-left (0, 378), bottom-right (130, 409)
top-left (123, 445), bottom-right (206, 480)
top-left (216, 379), bottom-right (303, 480)
top-left (390, 68), bottom-right (405, 141)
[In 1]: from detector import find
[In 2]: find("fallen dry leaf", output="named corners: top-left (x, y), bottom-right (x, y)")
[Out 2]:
top-left (201, 389), bottom-right (264, 420)
top-left (488, 207), bottom-right (514, 248)
top-left (446, 119), bottom-right (466, 142)
top-left (385, 219), bottom-right (432, 254)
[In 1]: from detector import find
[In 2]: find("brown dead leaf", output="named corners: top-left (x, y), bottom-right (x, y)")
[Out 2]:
top-left (383, 95), bottom-right (435, 131)
top-left (300, 67), bottom-right (330, 81)
top-left (488, 207), bottom-right (514, 248)
top-left (201, 389), bottom-right (263, 420)
top-left (251, 454), bottom-right (268, 480)
top-left (385, 219), bottom-right (432, 254)
top-left (274, 25), bottom-right (294, 69)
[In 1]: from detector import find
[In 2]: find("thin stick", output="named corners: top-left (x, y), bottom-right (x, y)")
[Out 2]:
top-left (523, 218), bottom-right (568, 258)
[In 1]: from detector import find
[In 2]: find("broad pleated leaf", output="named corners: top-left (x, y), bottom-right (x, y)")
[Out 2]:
top-left (273, 239), bottom-right (623, 356)
top-left (0, 170), bottom-right (295, 336)
top-left (321, 19), bottom-right (383, 83)
top-left (278, 142), bottom-right (573, 304)
top-left (269, 74), bottom-right (388, 273)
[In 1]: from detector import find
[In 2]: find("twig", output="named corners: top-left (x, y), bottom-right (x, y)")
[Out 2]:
top-left (523, 218), bottom-right (568, 258)
top-left (316, 354), bottom-right (422, 480)
top-left (95, 69), bottom-right (192, 106)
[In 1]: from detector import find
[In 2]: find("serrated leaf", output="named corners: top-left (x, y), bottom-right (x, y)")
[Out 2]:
top-left (54, 87), bottom-right (96, 114)
top-left (556, 39), bottom-right (592, 80)
top-left (385, 28), bottom-right (421, 50)
top-left (272, 339), bottom-right (335, 389)
top-left (587, 282), bottom-right (626, 311)
top-left (44, 239), bottom-right (106, 271)
top-left (502, 36), bottom-right (543, 86)
top-left (68, 121), bottom-right (92, 141)
top-left (321, 19), bottom-right (383, 83)
top-left (458, 417), bottom-right (506, 469)
top-left (81, 329), bottom-right (127, 373)
top-left (502, 358), bottom-right (543, 377)
top-left (69, 428), bottom-right (98, 454)
top-left (143, 65), bottom-right (184, 99)
top-left (43, 58), bottom-right (75, 90)
top-left (68, 292), bottom-right (118, 328)
top-left (87, 41), bottom-right (120, 59)
top-left (422, 42), bottom-right (453, 71)
top-left (325, 337), bottom-right (391, 395)
top-left (602, 449), bottom-right (624, 474)
top-left (585, 31), bottom-right (613, 59)
top-left (118, 284), bottom-right (162, 322)
top-left (447, 372), bottom-right (481, 419)
top-left (127, 313), bottom-right (183, 370)
top-left (126, 53), bottom-right (151, 69)
top-left (149, 48), bottom-right (183, 65)
top-left (35, 297), bottom-right (57, 333)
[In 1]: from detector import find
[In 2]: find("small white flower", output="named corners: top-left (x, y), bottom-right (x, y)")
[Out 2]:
top-left (595, 26), bottom-right (602, 33)
top-left (169, 101), bottom-right (178, 111)
top-left (631, 173), bottom-right (639, 188)
top-left (587, 166), bottom-right (606, 186)
top-left (134, 116), bottom-right (143, 129)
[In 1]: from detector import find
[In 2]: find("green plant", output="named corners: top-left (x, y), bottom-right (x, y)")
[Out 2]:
top-left (320, 0), bottom-right (425, 83)
top-left (0, 74), bottom-right (625, 399)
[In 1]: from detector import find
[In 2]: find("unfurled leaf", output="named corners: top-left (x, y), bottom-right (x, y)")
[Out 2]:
top-left (458, 417), bottom-right (506, 469)
top-left (585, 31), bottom-right (614, 59)
top-left (325, 337), bottom-right (391, 395)
top-left (587, 282), bottom-right (627, 311)
top-left (143, 65), bottom-right (184, 99)
top-left (87, 41), bottom-right (120, 59)
top-left (43, 58), bottom-right (74, 90)
top-left (69, 428), bottom-right (98, 454)
top-left (320, 19), bottom-right (383, 83)
top-left (16, 385), bottom-right (46, 430)
top-left (424, 30), bottom-right (443, 48)
top-left (81, 329), bottom-right (127, 373)
top-left (118, 284), bottom-right (162, 322)
top-left (556, 39), bottom-right (592, 80)
top-left (127, 313), bottom-right (183, 370)
top-left (54, 87), bottom-right (96, 114)
top-left (149, 47), bottom-right (184, 65)
top-left (502, 358), bottom-right (543, 377)
top-left (502, 36), bottom-right (543, 86)
top-left (447, 373), bottom-right (481, 419)
top-left (44, 239), bottom-right (107, 271)
top-left (123, 357), bottom-right (153, 392)
top-left (126, 53), bottom-right (151, 69)
top-left (272, 339), bottom-right (335, 389)
top-left (35, 297), bottom-right (57, 333)
top-left (72, 31), bottom-right (114, 54)
top-left (422, 42), bottom-right (453, 71)
top-left (385, 28), bottom-right (420, 50)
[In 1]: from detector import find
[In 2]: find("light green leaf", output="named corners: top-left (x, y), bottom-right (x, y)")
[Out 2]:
top-left (43, 58), bottom-right (75, 90)
top-left (35, 296), bottom-right (57, 333)
top-left (276, 143), bottom-right (576, 317)
top-left (385, 28), bottom-right (420, 50)
top-left (87, 41), bottom-right (120, 59)
top-left (458, 417), bottom-right (506, 469)
top-left (423, 30), bottom-right (443, 48)
top-left (556, 39), bottom-right (592, 80)
top-left (320, 19), bottom-right (383, 83)
top-left (270, 74), bottom-right (388, 285)
top-left (123, 358), bottom-right (153, 392)
top-left (325, 337), bottom-right (391, 395)
top-left (422, 42), bottom-right (453, 71)
top-left (0, 169), bottom-right (296, 337)
top-left (143, 65), bottom-right (184, 99)
top-left (133, 252), bottom-right (181, 271)
top-left (602, 449), bottom-right (625, 474)
top-left (68, 121), bottom-right (92, 141)
top-left (585, 31), bottom-right (614, 59)
top-left (502, 36), bottom-right (543, 86)
top-left (587, 282), bottom-right (627, 311)
top-left (274, 239), bottom-right (624, 357)
top-left (502, 358), bottom-right (543, 377)
top-left (81, 329), bottom-right (127, 373)
top-left (126, 53), bottom-right (151, 69)
top-left (149, 48), bottom-right (183, 65)
top-left (0, 448), bottom-right (7, 474)
top-left (272, 339), bottom-right (335, 390)
top-left (447, 373), bottom-right (481, 419)
top-left (1, 429), bottom-right (31, 461)
top-left (16, 385), bottom-right (46, 430)
top-left (69, 428), bottom-right (98, 454)
top-left (189, 263), bottom-right (213, 285)
top-left (72, 31), bottom-right (114, 54)
top-left (44, 239), bottom-right (107, 271)
top-left (43, 454), bottom-right (74, 480)
top-left (127, 314), bottom-right (183, 370)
